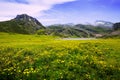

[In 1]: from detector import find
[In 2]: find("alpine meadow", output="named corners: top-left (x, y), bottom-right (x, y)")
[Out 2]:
top-left (0, 32), bottom-right (120, 80)
top-left (0, 0), bottom-right (120, 80)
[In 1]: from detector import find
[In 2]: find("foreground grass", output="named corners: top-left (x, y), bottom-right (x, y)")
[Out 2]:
top-left (0, 33), bottom-right (120, 80)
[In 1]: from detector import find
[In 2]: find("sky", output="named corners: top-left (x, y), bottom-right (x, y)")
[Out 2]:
top-left (0, 0), bottom-right (120, 25)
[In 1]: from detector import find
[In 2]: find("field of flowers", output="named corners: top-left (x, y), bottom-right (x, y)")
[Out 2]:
top-left (0, 33), bottom-right (120, 80)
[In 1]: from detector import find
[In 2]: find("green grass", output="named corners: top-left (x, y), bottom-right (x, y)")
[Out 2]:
top-left (0, 32), bottom-right (120, 80)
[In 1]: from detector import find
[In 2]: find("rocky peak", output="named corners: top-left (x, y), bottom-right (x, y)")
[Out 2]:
top-left (15, 14), bottom-right (33, 21)
top-left (0, 14), bottom-right (45, 34)
top-left (14, 14), bottom-right (43, 26)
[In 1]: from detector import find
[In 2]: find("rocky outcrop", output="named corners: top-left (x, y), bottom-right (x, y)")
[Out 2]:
top-left (14, 14), bottom-right (45, 29)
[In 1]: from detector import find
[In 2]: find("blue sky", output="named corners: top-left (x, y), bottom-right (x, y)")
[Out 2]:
top-left (0, 0), bottom-right (120, 25)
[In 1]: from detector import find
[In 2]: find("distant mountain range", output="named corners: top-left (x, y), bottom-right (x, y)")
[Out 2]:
top-left (46, 24), bottom-right (112, 37)
top-left (0, 14), bottom-right (119, 38)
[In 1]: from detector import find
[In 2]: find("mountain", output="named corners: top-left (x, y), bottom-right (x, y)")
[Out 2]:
top-left (95, 20), bottom-right (113, 28)
top-left (44, 23), bottom-right (112, 38)
top-left (113, 22), bottom-right (120, 30)
top-left (75, 24), bottom-right (112, 33)
top-left (0, 14), bottom-right (115, 38)
top-left (45, 24), bottom-right (112, 37)
top-left (45, 25), bottom-right (93, 37)
top-left (0, 14), bottom-right (45, 34)
top-left (101, 22), bottom-right (120, 38)
top-left (110, 22), bottom-right (120, 37)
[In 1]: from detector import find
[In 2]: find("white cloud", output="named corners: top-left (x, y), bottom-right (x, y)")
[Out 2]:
top-left (0, 0), bottom-right (76, 21)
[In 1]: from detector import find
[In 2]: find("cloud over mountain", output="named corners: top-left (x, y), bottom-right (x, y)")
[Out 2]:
top-left (0, 0), bottom-right (76, 21)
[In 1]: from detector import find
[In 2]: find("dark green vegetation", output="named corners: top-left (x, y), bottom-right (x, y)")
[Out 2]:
top-left (0, 14), bottom-right (120, 38)
top-left (74, 24), bottom-right (112, 34)
top-left (45, 25), bottom-right (93, 37)
top-left (113, 22), bottom-right (120, 30)
top-left (0, 33), bottom-right (120, 80)
top-left (44, 24), bottom-right (112, 38)
top-left (0, 14), bottom-right (45, 34)
top-left (101, 23), bottom-right (120, 38)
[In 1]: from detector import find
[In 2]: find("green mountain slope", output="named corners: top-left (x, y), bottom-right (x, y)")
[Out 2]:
top-left (0, 14), bottom-right (114, 38)
top-left (45, 25), bottom-right (93, 37)
top-left (45, 24), bottom-right (112, 38)
top-left (0, 14), bottom-right (45, 34)
top-left (102, 22), bottom-right (120, 38)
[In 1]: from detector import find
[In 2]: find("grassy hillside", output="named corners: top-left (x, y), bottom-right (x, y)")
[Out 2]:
top-left (46, 26), bottom-right (93, 38)
top-left (75, 24), bottom-right (112, 34)
top-left (46, 24), bottom-right (112, 38)
top-left (0, 32), bottom-right (120, 80)
top-left (0, 14), bottom-right (112, 38)
top-left (0, 20), bottom-right (39, 34)
top-left (0, 14), bottom-right (45, 34)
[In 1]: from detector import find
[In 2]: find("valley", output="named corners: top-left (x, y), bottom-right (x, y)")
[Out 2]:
top-left (0, 14), bottom-right (120, 80)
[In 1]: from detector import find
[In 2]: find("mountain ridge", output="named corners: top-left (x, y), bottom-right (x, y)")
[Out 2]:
top-left (0, 14), bottom-right (45, 34)
top-left (0, 14), bottom-right (119, 38)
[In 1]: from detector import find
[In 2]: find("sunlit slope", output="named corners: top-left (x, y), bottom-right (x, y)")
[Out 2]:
top-left (0, 14), bottom-right (45, 34)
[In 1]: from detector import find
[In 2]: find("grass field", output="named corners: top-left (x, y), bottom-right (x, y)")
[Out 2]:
top-left (0, 32), bottom-right (120, 80)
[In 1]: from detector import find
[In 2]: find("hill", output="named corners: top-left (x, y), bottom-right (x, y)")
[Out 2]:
top-left (0, 14), bottom-right (45, 34)
top-left (102, 22), bottom-right (120, 38)
top-left (45, 24), bottom-right (112, 38)
top-left (0, 14), bottom-right (115, 38)
top-left (46, 25), bottom-right (93, 37)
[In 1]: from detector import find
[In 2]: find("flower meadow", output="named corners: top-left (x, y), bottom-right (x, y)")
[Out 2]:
top-left (0, 33), bottom-right (120, 80)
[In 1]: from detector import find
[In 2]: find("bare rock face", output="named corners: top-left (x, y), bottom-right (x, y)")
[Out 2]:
top-left (14, 14), bottom-right (45, 29)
